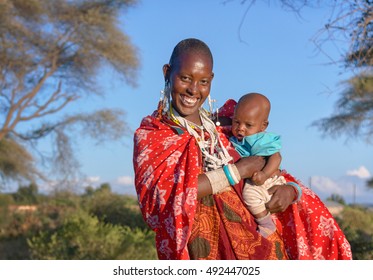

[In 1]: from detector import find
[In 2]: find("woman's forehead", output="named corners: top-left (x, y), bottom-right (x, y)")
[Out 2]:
top-left (173, 51), bottom-right (213, 71)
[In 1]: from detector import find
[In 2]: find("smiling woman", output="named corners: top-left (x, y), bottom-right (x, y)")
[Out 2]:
top-left (132, 38), bottom-right (352, 260)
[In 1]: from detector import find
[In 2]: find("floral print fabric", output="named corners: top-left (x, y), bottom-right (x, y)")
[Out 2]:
top-left (133, 103), bottom-right (352, 260)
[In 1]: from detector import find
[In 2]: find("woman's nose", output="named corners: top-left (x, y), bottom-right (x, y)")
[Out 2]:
top-left (186, 81), bottom-right (198, 94)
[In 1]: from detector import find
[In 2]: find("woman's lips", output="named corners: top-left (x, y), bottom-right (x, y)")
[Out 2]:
top-left (180, 95), bottom-right (198, 107)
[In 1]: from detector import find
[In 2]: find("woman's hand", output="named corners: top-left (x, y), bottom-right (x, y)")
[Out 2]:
top-left (265, 184), bottom-right (296, 213)
top-left (235, 156), bottom-right (265, 179)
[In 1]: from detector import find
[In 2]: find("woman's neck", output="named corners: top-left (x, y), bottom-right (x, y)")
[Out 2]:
top-left (184, 113), bottom-right (202, 127)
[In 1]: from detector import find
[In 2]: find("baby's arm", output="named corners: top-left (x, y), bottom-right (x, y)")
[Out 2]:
top-left (252, 152), bottom-right (282, 185)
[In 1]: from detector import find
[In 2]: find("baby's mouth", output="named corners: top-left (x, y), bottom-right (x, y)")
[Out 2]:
top-left (236, 133), bottom-right (244, 141)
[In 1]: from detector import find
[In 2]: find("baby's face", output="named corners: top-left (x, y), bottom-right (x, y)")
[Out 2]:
top-left (231, 107), bottom-right (266, 141)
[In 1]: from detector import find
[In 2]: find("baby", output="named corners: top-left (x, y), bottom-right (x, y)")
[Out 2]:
top-left (230, 92), bottom-right (286, 237)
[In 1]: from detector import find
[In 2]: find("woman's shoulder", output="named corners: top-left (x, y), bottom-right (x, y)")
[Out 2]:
top-left (136, 112), bottom-right (189, 136)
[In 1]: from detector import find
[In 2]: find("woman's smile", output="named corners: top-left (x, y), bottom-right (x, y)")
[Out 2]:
top-left (180, 94), bottom-right (199, 107)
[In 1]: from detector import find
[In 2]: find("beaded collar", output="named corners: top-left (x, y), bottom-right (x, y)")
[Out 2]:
top-left (167, 105), bottom-right (232, 171)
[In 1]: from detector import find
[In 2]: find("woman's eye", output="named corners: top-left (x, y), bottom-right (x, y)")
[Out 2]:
top-left (180, 76), bottom-right (190, 82)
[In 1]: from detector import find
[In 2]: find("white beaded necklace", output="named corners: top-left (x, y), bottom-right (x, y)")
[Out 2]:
top-left (169, 106), bottom-right (232, 171)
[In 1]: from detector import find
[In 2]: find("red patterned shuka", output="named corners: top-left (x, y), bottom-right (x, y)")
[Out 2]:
top-left (133, 101), bottom-right (352, 260)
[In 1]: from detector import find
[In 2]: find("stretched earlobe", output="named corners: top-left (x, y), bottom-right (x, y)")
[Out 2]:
top-left (163, 64), bottom-right (171, 81)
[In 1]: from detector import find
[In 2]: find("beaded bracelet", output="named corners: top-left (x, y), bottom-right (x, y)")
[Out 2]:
top-left (227, 164), bottom-right (241, 184)
top-left (223, 165), bottom-right (236, 186)
top-left (205, 168), bottom-right (230, 194)
top-left (286, 181), bottom-right (302, 203)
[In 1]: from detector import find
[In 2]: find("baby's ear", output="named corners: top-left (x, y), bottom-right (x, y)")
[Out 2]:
top-left (262, 120), bottom-right (269, 131)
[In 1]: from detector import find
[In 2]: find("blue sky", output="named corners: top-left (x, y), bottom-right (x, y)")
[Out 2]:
top-left (38, 1), bottom-right (373, 204)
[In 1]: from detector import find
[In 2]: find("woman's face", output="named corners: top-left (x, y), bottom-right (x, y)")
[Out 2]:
top-left (164, 51), bottom-right (214, 124)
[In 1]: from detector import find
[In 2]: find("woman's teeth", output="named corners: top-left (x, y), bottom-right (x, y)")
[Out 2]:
top-left (181, 95), bottom-right (198, 106)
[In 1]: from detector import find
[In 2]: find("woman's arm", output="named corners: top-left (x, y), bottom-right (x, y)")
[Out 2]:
top-left (197, 173), bottom-right (213, 199)
top-left (235, 155), bottom-right (266, 180)
top-left (197, 156), bottom-right (265, 199)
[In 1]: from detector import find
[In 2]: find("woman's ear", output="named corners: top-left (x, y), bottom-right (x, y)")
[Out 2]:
top-left (163, 64), bottom-right (170, 82)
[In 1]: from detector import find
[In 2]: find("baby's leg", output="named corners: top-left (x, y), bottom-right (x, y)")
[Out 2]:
top-left (255, 212), bottom-right (276, 237)
top-left (243, 181), bottom-right (276, 238)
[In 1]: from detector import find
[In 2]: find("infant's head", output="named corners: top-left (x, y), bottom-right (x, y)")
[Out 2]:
top-left (232, 92), bottom-right (271, 141)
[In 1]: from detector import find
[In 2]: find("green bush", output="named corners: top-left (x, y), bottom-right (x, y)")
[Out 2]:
top-left (12, 183), bottom-right (39, 204)
top-left (0, 194), bottom-right (81, 259)
top-left (116, 227), bottom-right (157, 260)
top-left (0, 193), bottom-right (14, 229)
top-left (82, 189), bottom-right (148, 230)
top-left (28, 210), bottom-right (156, 260)
top-left (337, 206), bottom-right (373, 260)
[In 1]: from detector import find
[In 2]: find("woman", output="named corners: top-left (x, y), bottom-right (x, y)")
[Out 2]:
top-left (133, 38), bottom-right (351, 260)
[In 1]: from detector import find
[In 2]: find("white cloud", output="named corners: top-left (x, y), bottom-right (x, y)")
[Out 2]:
top-left (346, 166), bottom-right (371, 179)
top-left (85, 176), bottom-right (101, 184)
top-left (116, 176), bottom-right (134, 186)
top-left (311, 176), bottom-right (344, 195)
top-left (308, 174), bottom-right (373, 204)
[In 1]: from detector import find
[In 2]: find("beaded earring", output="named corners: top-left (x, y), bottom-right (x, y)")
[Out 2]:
top-left (207, 95), bottom-right (215, 116)
top-left (207, 95), bottom-right (220, 126)
top-left (156, 81), bottom-right (171, 119)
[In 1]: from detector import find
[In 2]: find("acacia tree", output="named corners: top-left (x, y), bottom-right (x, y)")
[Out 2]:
top-left (0, 0), bottom-right (139, 184)
top-left (298, 0), bottom-right (373, 188)
top-left (308, 0), bottom-right (373, 144)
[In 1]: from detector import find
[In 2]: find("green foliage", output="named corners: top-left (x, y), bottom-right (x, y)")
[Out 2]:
top-left (306, 0), bottom-right (373, 142)
top-left (337, 206), bottom-right (373, 260)
top-left (28, 210), bottom-right (156, 260)
top-left (0, 0), bottom-right (139, 183)
top-left (12, 182), bottom-right (39, 204)
top-left (0, 187), bottom-right (156, 260)
top-left (0, 190), bottom-right (80, 259)
top-left (327, 193), bottom-right (346, 205)
top-left (0, 236), bottom-right (31, 260)
top-left (0, 137), bottom-right (38, 181)
top-left (0, 192), bottom-right (13, 206)
top-left (49, 190), bottom-right (81, 209)
top-left (118, 226), bottom-right (157, 260)
top-left (28, 210), bottom-right (123, 259)
top-left (0, 193), bottom-right (14, 229)
top-left (82, 183), bottom-right (148, 230)
top-left (313, 74), bottom-right (373, 143)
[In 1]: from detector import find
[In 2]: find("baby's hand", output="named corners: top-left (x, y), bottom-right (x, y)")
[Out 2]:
top-left (252, 171), bottom-right (269, 185)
